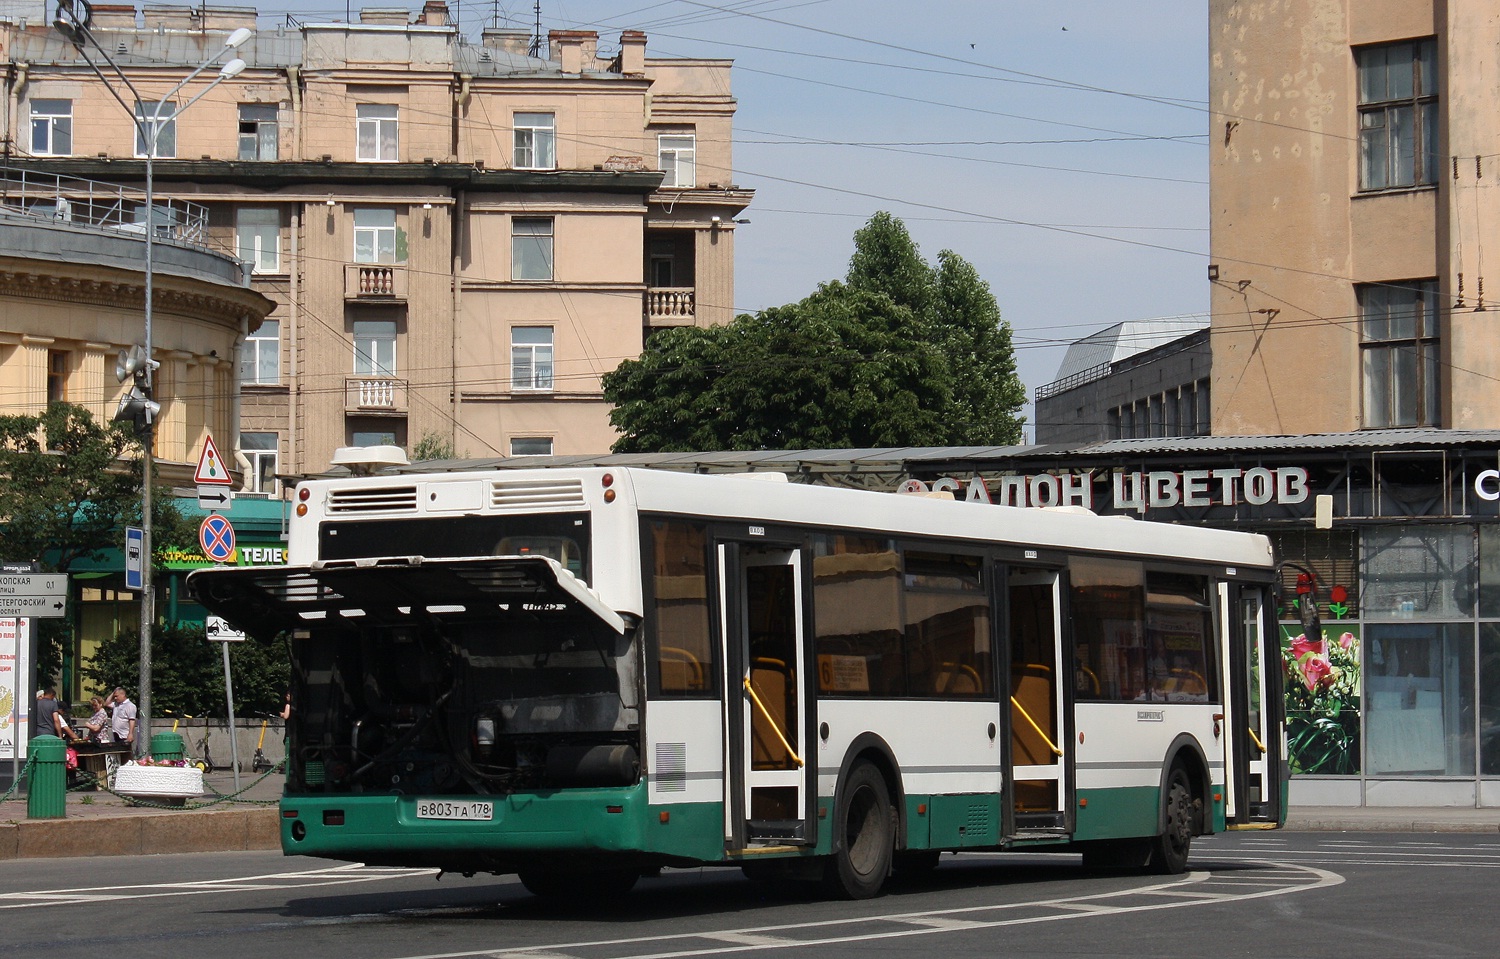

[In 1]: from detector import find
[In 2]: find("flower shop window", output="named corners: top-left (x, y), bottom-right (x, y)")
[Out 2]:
top-left (1365, 624), bottom-right (1474, 776)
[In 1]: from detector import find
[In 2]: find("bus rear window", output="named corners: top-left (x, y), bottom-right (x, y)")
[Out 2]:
top-left (319, 514), bottom-right (590, 578)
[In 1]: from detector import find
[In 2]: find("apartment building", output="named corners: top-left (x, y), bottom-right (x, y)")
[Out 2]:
top-left (1, 2), bottom-right (751, 487)
top-left (1208, 0), bottom-right (1500, 435)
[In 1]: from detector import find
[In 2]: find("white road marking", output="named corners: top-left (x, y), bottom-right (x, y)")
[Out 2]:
top-left (380, 863), bottom-right (1341, 959)
top-left (0, 863), bottom-right (435, 910)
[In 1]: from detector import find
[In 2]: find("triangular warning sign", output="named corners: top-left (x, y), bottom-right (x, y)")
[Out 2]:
top-left (195, 434), bottom-right (233, 485)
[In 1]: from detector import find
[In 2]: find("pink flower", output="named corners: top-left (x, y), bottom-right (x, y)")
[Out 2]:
top-left (1291, 633), bottom-right (1326, 660)
top-left (1300, 655), bottom-right (1333, 691)
top-left (1339, 632), bottom-right (1355, 650)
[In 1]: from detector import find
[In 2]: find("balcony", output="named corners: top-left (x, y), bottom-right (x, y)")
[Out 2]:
top-left (345, 377), bottom-right (408, 413)
top-left (345, 263), bottom-right (408, 300)
top-left (645, 287), bottom-right (696, 327)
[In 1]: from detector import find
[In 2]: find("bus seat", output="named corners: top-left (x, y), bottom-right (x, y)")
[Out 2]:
top-left (936, 661), bottom-right (982, 695)
top-left (1011, 663), bottom-right (1056, 766)
top-left (659, 645), bottom-right (704, 692)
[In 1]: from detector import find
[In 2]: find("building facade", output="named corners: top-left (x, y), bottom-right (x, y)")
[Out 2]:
top-left (1208, 0), bottom-right (1500, 435)
top-left (0, 165), bottom-right (272, 479)
top-left (1, 2), bottom-right (751, 487)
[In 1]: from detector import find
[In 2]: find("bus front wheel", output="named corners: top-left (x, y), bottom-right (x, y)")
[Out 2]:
top-left (1148, 766), bottom-right (1195, 875)
top-left (822, 762), bottom-right (895, 900)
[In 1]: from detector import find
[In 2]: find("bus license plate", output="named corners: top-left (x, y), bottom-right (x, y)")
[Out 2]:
top-left (416, 799), bottom-right (494, 821)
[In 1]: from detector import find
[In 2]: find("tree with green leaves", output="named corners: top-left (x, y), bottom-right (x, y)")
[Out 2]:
top-left (0, 402), bottom-right (193, 681)
top-left (604, 212), bottom-right (1025, 452)
top-left (82, 623), bottom-right (289, 719)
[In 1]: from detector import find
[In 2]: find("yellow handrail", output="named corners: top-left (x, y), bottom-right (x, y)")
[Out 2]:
top-left (743, 676), bottom-right (804, 768)
top-left (1009, 696), bottom-right (1063, 757)
top-left (1247, 726), bottom-right (1267, 754)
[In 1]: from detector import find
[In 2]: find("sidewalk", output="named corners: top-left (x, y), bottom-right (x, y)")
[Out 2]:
top-left (0, 767), bottom-right (282, 860)
top-left (4, 781), bottom-right (1499, 861)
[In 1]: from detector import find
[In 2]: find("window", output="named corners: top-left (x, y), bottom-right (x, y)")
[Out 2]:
top-left (510, 326), bottom-right (553, 391)
top-left (649, 521), bottom-right (715, 696)
top-left (1357, 39), bottom-right (1437, 191)
top-left (510, 437), bottom-right (553, 456)
top-left (353, 320), bottom-right (397, 376)
top-left (1361, 280), bottom-right (1440, 427)
top-left (356, 104), bottom-right (398, 162)
top-left (658, 134), bottom-right (696, 188)
top-left (238, 103), bottom-right (278, 160)
top-left (512, 217), bottom-right (554, 280)
top-left (353, 208), bottom-right (399, 263)
top-left (242, 319), bottom-right (280, 385)
top-left (813, 535), bottom-right (903, 696)
top-left (902, 552), bottom-right (991, 697)
top-left (513, 112), bottom-right (556, 170)
top-left (47, 350), bottom-right (69, 403)
top-left (351, 428), bottom-right (399, 447)
top-left (241, 432), bottom-right (279, 494)
top-left (29, 99), bottom-right (72, 156)
top-left (236, 208), bottom-right (280, 274)
top-left (134, 100), bottom-right (177, 157)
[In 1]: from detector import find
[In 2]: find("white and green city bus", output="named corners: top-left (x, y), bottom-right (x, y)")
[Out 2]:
top-left (188, 464), bottom-right (1286, 899)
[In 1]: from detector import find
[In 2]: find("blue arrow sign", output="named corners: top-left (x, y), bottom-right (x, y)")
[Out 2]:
top-left (198, 514), bottom-right (236, 563)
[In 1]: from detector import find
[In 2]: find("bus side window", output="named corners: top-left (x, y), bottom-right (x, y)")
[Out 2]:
top-left (648, 520), bottom-right (714, 695)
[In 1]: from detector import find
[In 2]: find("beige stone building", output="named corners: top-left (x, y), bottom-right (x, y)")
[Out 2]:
top-left (1, 2), bottom-right (750, 488)
top-left (0, 166), bottom-right (272, 480)
top-left (1209, 0), bottom-right (1500, 434)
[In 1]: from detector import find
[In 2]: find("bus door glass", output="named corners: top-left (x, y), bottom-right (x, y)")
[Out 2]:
top-left (1006, 569), bottom-right (1071, 832)
top-left (1229, 585), bottom-right (1283, 825)
top-left (720, 542), bottom-right (811, 847)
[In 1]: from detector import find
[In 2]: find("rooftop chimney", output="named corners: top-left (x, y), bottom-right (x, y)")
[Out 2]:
top-left (548, 29), bottom-right (596, 73)
top-left (618, 30), bottom-right (645, 75)
top-left (419, 1), bottom-right (449, 26)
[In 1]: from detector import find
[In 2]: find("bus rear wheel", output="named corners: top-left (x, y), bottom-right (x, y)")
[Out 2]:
top-left (1148, 766), bottom-right (1195, 875)
top-left (822, 762), bottom-right (895, 900)
top-left (518, 867), bottom-right (639, 899)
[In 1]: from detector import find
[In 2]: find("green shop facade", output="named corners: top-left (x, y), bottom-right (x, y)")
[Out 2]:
top-left (895, 429), bottom-right (1500, 808)
top-left (62, 494), bottom-right (288, 703)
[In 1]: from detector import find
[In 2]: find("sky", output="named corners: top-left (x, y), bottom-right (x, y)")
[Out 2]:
top-left (268, 1), bottom-right (1213, 439)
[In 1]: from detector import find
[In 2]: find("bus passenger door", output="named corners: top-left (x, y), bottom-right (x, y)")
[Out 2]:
top-left (1226, 585), bottom-right (1284, 826)
top-left (1006, 569), bottom-right (1071, 836)
top-left (721, 542), bottom-right (812, 848)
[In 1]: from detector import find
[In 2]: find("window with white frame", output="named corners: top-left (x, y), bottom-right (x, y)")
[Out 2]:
top-left (658, 133), bottom-right (696, 188)
top-left (511, 327), bottom-right (553, 391)
top-left (236, 207), bottom-right (280, 274)
top-left (29, 99), bottom-right (72, 156)
top-left (513, 112), bottom-right (556, 170)
top-left (353, 207), bottom-right (399, 263)
top-left (1357, 39), bottom-right (1437, 191)
top-left (510, 436), bottom-right (554, 456)
top-left (241, 432), bottom-right (279, 494)
top-left (356, 103), bottom-right (399, 162)
top-left (134, 100), bottom-right (178, 157)
top-left (1361, 280), bottom-right (1440, 428)
top-left (354, 320), bottom-right (397, 377)
top-left (242, 319), bottom-right (280, 385)
top-left (512, 217), bottom-right (554, 280)
top-left (238, 103), bottom-right (278, 160)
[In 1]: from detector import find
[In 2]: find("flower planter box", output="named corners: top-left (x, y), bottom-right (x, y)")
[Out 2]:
top-left (113, 764), bottom-right (204, 799)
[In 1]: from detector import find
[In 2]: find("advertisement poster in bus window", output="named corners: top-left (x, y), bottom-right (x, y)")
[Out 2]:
top-left (1281, 623), bottom-right (1361, 775)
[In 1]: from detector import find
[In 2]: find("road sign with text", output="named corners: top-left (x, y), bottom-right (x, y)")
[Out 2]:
top-left (0, 573), bottom-right (67, 619)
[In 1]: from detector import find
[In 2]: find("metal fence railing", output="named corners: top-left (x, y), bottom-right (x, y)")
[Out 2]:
top-left (0, 164), bottom-right (211, 247)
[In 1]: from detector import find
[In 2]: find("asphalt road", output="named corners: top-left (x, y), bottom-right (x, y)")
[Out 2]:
top-left (1, 833), bottom-right (1495, 959)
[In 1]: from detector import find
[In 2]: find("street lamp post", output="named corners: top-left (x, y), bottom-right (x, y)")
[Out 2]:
top-left (54, 0), bottom-right (251, 755)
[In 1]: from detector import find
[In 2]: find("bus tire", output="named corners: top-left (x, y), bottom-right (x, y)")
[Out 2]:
top-left (1148, 766), bottom-right (1195, 875)
top-left (518, 867), bottom-right (638, 899)
top-left (822, 761), bottom-right (895, 900)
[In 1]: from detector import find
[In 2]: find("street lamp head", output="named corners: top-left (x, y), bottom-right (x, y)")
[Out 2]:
top-left (219, 58), bottom-right (247, 80)
top-left (225, 27), bottom-right (253, 50)
top-left (54, 0), bottom-right (92, 44)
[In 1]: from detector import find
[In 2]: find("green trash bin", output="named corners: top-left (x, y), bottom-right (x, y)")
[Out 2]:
top-left (27, 734), bottom-right (67, 819)
top-left (150, 730), bottom-right (185, 762)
